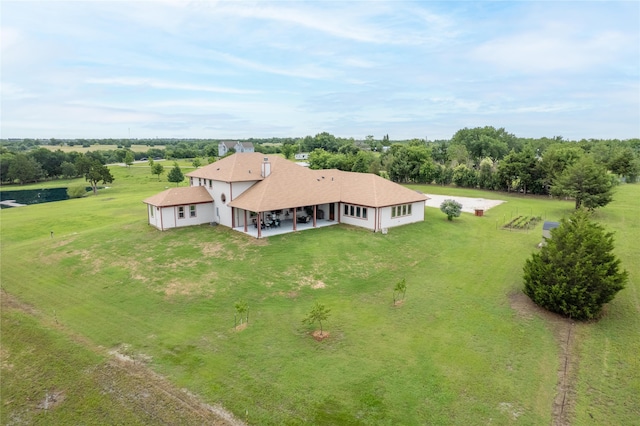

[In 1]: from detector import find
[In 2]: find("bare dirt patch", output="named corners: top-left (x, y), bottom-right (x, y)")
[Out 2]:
top-left (509, 291), bottom-right (577, 426)
top-left (164, 278), bottom-right (215, 297)
top-left (234, 323), bottom-right (248, 332)
top-left (298, 276), bottom-right (326, 290)
top-left (37, 389), bottom-right (66, 411)
top-left (393, 299), bottom-right (405, 307)
top-left (311, 330), bottom-right (330, 341)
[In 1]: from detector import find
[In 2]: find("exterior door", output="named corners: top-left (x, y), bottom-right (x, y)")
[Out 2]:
top-left (329, 203), bottom-right (335, 221)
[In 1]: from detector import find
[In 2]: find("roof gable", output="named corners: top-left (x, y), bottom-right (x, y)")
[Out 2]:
top-left (187, 152), bottom-right (278, 182)
top-left (143, 186), bottom-right (212, 207)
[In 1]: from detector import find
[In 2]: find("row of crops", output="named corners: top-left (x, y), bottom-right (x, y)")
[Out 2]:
top-left (502, 215), bottom-right (542, 230)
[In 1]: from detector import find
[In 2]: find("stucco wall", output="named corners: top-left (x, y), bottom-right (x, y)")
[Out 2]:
top-left (154, 203), bottom-right (215, 230)
top-left (379, 201), bottom-right (425, 230)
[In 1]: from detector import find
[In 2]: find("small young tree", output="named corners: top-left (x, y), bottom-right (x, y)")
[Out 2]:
top-left (393, 278), bottom-right (407, 304)
top-left (303, 302), bottom-right (330, 336)
top-left (192, 157), bottom-right (202, 168)
top-left (440, 199), bottom-right (462, 221)
top-left (167, 163), bottom-right (184, 186)
top-left (523, 209), bottom-right (627, 320)
top-left (124, 151), bottom-right (135, 168)
top-left (151, 163), bottom-right (165, 181)
top-left (234, 300), bottom-right (249, 327)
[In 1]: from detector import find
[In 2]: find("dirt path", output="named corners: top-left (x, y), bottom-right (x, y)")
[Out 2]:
top-left (1, 290), bottom-right (246, 426)
top-left (509, 291), bottom-right (577, 425)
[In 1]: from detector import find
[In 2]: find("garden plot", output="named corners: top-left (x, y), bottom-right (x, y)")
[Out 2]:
top-left (425, 194), bottom-right (505, 213)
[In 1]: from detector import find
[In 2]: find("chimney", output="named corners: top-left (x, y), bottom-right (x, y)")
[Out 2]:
top-left (261, 157), bottom-right (271, 177)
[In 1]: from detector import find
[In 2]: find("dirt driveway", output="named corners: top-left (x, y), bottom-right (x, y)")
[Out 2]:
top-left (425, 194), bottom-right (505, 213)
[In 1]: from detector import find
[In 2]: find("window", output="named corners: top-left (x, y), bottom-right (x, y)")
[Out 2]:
top-left (190, 177), bottom-right (193, 186)
top-left (198, 178), bottom-right (202, 186)
top-left (178, 206), bottom-right (185, 219)
top-left (209, 179), bottom-right (212, 188)
top-left (343, 204), bottom-right (367, 219)
top-left (392, 204), bottom-right (412, 218)
top-left (149, 205), bottom-right (154, 218)
top-left (190, 205), bottom-right (196, 218)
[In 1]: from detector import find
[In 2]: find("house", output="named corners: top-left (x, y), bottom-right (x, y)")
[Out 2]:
top-left (218, 141), bottom-right (254, 156)
top-left (143, 153), bottom-right (428, 238)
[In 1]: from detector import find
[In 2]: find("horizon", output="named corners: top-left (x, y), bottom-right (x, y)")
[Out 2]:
top-left (2, 1), bottom-right (639, 141)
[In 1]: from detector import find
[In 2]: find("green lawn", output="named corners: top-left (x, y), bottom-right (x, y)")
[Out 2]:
top-left (1, 166), bottom-right (638, 424)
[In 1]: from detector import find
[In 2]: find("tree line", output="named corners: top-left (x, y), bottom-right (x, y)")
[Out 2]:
top-left (2, 128), bottom-right (639, 205)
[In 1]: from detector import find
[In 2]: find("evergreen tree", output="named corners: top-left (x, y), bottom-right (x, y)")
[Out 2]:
top-left (523, 210), bottom-right (627, 320)
top-left (167, 162), bottom-right (184, 186)
top-left (552, 156), bottom-right (614, 210)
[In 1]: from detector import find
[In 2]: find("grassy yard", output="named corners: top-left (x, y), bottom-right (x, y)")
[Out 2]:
top-left (1, 165), bottom-right (638, 424)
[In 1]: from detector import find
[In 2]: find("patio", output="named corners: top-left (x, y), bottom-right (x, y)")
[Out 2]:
top-left (233, 218), bottom-right (338, 238)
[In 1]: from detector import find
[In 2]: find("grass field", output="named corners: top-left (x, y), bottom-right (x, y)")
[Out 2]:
top-left (1, 165), bottom-right (638, 425)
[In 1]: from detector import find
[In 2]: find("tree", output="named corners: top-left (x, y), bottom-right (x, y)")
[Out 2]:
top-left (124, 151), bottom-right (135, 168)
top-left (303, 302), bottom-right (330, 336)
top-left (440, 199), bottom-right (462, 221)
top-left (552, 156), bottom-right (614, 210)
top-left (192, 157), bottom-right (202, 168)
top-left (523, 210), bottom-right (627, 320)
top-left (281, 143), bottom-right (296, 160)
top-left (167, 162), bottom-right (184, 186)
top-left (60, 161), bottom-right (77, 178)
top-left (452, 164), bottom-right (477, 188)
top-left (7, 154), bottom-right (43, 184)
top-left (151, 163), bottom-right (165, 181)
top-left (84, 160), bottom-right (114, 194)
top-left (393, 278), bottom-right (407, 304)
top-left (234, 300), bottom-right (249, 327)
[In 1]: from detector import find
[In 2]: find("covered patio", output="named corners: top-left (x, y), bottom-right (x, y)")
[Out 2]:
top-left (232, 217), bottom-right (338, 238)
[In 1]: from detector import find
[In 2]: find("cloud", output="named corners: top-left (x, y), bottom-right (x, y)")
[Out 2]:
top-left (86, 77), bottom-right (261, 95)
top-left (473, 26), bottom-right (630, 73)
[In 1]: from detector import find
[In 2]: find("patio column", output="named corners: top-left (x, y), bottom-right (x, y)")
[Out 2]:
top-left (257, 212), bottom-right (262, 238)
top-left (313, 205), bottom-right (317, 227)
top-left (243, 210), bottom-right (248, 232)
top-left (293, 209), bottom-right (297, 231)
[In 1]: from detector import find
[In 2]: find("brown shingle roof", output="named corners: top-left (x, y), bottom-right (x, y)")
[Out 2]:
top-left (186, 152), bottom-right (273, 182)
top-left (223, 155), bottom-right (428, 212)
top-left (143, 186), bottom-right (212, 207)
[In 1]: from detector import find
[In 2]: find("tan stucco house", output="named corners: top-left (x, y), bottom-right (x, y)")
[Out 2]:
top-left (143, 153), bottom-right (428, 238)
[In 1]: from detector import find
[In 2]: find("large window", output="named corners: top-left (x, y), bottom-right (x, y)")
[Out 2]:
top-left (343, 204), bottom-right (367, 219)
top-left (391, 204), bottom-right (412, 218)
top-left (178, 206), bottom-right (185, 219)
top-left (190, 205), bottom-right (196, 218)
top-left (149, 205), bottom-right (154, 218)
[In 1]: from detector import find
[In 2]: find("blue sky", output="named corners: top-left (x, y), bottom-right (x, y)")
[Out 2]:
top-left (1, 1), bottom-right (638, 141)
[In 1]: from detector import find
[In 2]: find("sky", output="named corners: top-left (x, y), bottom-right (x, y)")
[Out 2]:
top-left (1, 1), bottom-right (639, 141)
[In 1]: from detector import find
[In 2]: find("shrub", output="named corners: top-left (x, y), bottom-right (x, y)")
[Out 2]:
top-left (440, 199), bottom-right (462, 221)
top-left (67, 185), bottom-right (87, 199)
